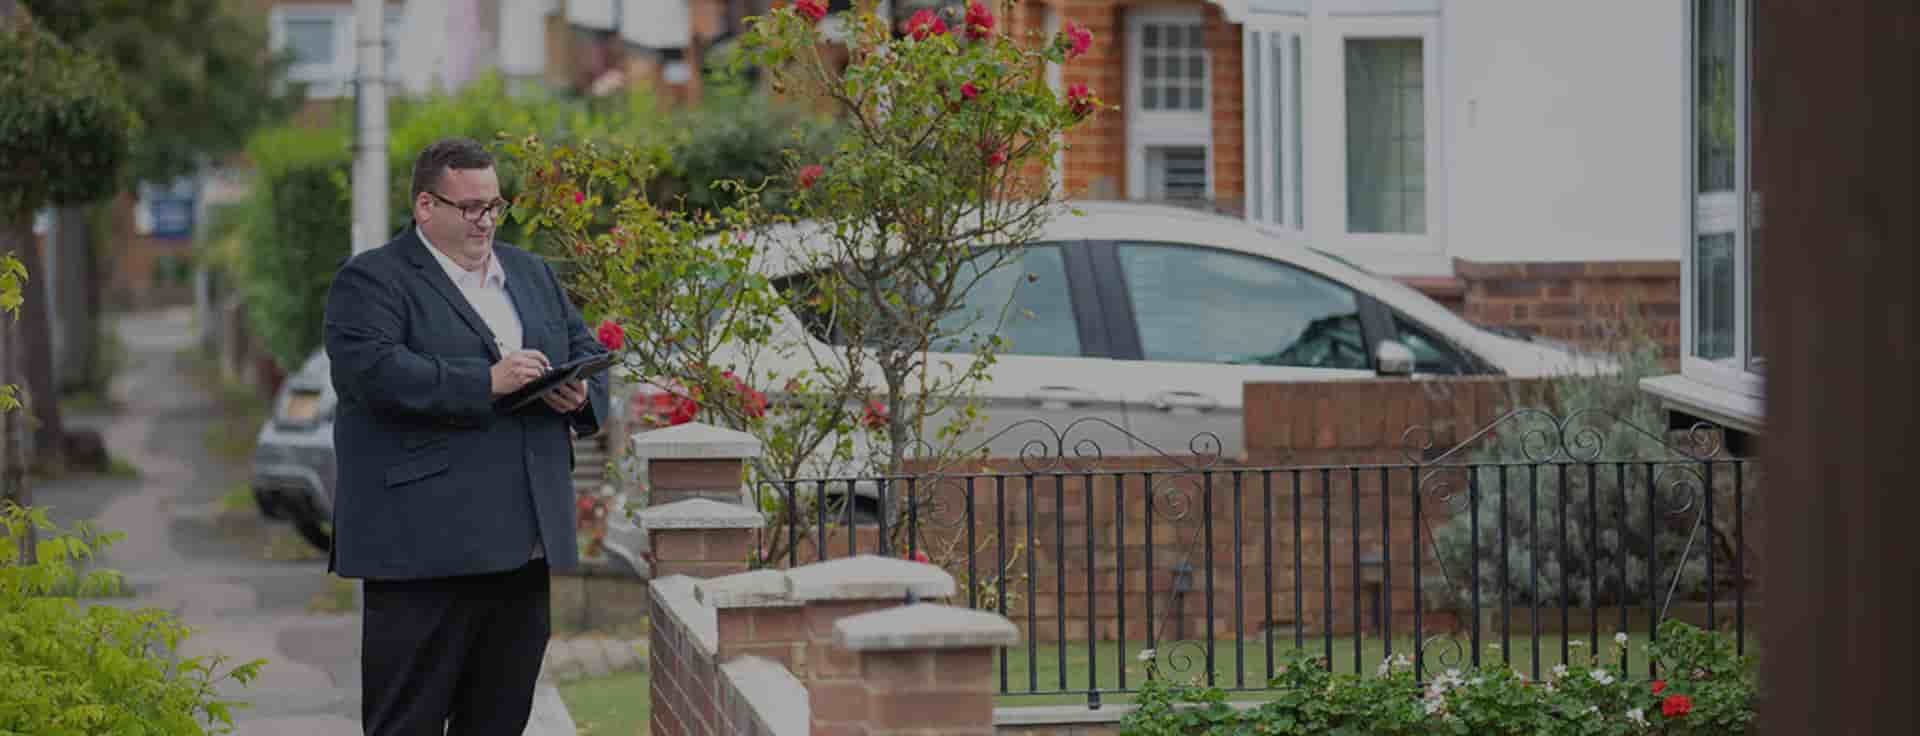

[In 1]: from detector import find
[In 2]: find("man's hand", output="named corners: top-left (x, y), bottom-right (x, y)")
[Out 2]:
top-left (490, 349), bottom-right (551, 397)
top-left (542, 379), bottom-right (589, 414)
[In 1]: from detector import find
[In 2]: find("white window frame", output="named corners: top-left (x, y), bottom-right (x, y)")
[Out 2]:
top-left (1681, 0), bottom-right (1762, 399)
top-left (1126, 7), bottom-right (1213, 202)
top-left (1242, 22), bottom-right (1306, 230)
top-left (1322, 15), bottom-right (1441, 251)
top-left (271, 5), bottom-right (356, 98)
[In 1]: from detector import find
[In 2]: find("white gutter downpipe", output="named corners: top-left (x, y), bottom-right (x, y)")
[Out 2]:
top-left (352, 0), bottom-right (389, 255)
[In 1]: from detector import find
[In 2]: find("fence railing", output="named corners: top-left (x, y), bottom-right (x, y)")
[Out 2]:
top-left (748, 411), bottom-right (1756, 707)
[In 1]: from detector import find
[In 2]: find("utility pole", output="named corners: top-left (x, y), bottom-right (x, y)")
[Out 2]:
top-left (351, 0), bottom-right (388, 255)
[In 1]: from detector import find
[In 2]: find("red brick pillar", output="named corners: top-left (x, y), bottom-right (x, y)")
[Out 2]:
top-left (636, 499), bottom-right (763, 580)
top-left (834, 603), bottom-right (1018, 736)
top-left (631, 421), bottom-right (762, 507)
top-left (691, 555), bottom-right (958, 736)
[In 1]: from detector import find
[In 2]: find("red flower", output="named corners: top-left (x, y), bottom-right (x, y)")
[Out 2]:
top-left (963, 1), bottom-right (995, 41)
top-left (573, 191), bottom-right (585, 205)
top-left (860, 399), bottom-right (889, 430)
top-left (596, 319), bottom-right (625, 351)
top-left (903, 9), bottom-right (947, 40)
top-left (960, 81), bottom-right (979, 102)
top-left (907, 550), bottom-right (931, 564)
top-left (794, 0), bottom-right (827, 23)
top-left (666, 392), bottom-right (699, 426)
top-left (985, 144), bottom-right (1009, 168)
top-left (796, 163), bottom-right (824, 190)
top-left (724, 372), bottom-right (769, 419)
top-left (1660, 694), bottom-right (1693, 718)
top-left (1061, 21), bottom-right (1092, 58)
top-left (1651, 680), bottom-right (1667, 694)
top-left (1066, 82), bottom-right (1095, 118)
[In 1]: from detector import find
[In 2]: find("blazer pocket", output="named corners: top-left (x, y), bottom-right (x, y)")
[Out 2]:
top-left (385, 448), bottom-right (450, 487)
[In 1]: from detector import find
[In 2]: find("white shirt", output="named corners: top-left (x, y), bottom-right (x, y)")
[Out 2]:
top-left (418, 227), bottom-right (544, 561)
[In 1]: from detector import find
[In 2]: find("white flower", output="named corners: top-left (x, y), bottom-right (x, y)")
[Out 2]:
top-left (1585, 706), bottom-right (1599, 715)
top-left (1627, 707), bottom-right (1649, 726)
top-left (1590, 669), bottom-right (1616, 685)
top-left (1615, 632), bottom-right (1630, 647)
top-left (1570, 640), bottom-right (1587, 648)
top-left (1378, 660), bottom-right (1392, 677)
top-left (1424, 698), bottom-right (1447, 716)
top-left (1468, 676), bottom-right (1484, 687)
top-left (1552, 664), bottom-right (1570, 679)
top-left (1137, 648), bottom-right (1156, 663)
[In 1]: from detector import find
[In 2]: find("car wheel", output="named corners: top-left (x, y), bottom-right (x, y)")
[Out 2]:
top-left (293, 515), bottom-right (332, 552)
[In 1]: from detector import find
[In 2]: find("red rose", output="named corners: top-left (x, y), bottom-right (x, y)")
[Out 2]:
top-left (1061, 21), bottom-right (1092, 58)
top-left (963, 1), bottom-right (994, 40)
top-left (596, 319), bottom-right (625, 351)
top-left (666, 391), bottom-right (699, 426)
top-left (794, 0), bottom-right (827, 23)
top-left (574, 191), bottom-right (585, 205)
top-left (1660, 694), bottom-right (1693, 718)
top-left (1651, 680), bottom-right (1666, 694)
top-left (860, 399), bottom-right (889, 430)
top-left (1066, 82), bottom-right (1095, 118)
top-left (960, 81), bottom-right (979, 101)
top-left (796, 163), bottom-right (824, 190)
top-left (985, 144), bottom-right (1009, 168)
top-left (907, 550), bottom-right (931, 564)
top-left (903, 9), bottom-right (947, 40)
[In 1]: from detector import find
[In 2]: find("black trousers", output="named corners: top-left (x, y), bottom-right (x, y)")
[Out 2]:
top-left (362, 558), bottom-right (551, 736)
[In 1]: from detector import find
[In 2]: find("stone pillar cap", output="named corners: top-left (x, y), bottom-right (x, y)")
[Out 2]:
top-left (636, 498), bottom-right (766, 531)
top-left (695, 569), bottom-right (792, 609)
top-left (785, 554), bottom-right (955, 602)
top-left (630, 422), bottom-right (763, 460)
top-left (832, 603), bottom-right (1019, 651)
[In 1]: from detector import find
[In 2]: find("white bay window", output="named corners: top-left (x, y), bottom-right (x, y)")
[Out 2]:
top-left (1243, 27), bottom-right (1303, 229)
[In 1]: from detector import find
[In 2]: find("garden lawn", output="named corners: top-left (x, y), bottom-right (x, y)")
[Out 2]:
top-left (559, 671), bottom-right (650, 735)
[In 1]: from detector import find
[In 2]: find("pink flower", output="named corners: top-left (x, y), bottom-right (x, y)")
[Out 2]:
top-left (903, 9), bottom-right (947, 40)
top-left (980, 140), bottom-right (1009, 168)
top-left (796, 163), bottom-right (824, 190)
top-left (793, 0), bottom-right (827, 23)
top-left (963, 1), bottom-right (995, 41)
top-left (1066, 82), bottom-right (1095, 117)
top-left (573, 191), bottom-right (585, 205)
top-left (960, 81), bottom-right (979, 102)
top-left (861, 399), bottom-right (889, 430)
top-left (595, 320), bottom-right (625, 351)
top-left (1061, 21), bottom-right (1092, 58)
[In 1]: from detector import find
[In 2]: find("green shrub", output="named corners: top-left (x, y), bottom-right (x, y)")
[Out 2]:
top-left (1, 503), bottom-right (264, 734)
top-left (1429, 324), bottom-right (1750, 610)
top-left (1121, 621), bottom-right (1755, 735)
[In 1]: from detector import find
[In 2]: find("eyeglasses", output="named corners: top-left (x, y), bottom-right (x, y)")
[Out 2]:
top-left (427, 191), bottom-right (509, 223)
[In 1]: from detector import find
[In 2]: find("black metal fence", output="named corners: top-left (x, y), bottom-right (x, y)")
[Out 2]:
top-left (750, 411), bottom-right (1756, 707)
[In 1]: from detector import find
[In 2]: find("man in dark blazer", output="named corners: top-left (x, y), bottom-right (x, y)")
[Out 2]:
top-left (323, 137), bottom-right (610, 735)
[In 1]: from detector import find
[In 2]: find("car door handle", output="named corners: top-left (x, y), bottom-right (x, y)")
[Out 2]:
top-left (1149, 390), bottom-right (1219, 412)
top-left (1026, 386), bottom-right (1096, 409)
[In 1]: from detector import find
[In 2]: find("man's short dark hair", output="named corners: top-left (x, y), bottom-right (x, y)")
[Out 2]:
top-left (410, 137), bottom-right (495, 200)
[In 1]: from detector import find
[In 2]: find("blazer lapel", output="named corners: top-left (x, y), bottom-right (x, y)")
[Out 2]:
top-left (500, 251), bottom-right (544, 339)
top-left (401, 229), bottom-right (503, 362)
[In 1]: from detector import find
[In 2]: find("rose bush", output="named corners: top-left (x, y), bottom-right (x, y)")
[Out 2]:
top-left (1121, 621), bottom-right (1755, 735)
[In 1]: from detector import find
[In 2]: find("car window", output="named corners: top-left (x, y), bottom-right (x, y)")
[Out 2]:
top-left (932, 244), bottom-right (1082, 357)
top-left (1394, 315), bottom-right (1476, 375)
top-left (1116, 243), bottom-right (1368, 369)
top-left (776, 244), bottom-right (1083, 358)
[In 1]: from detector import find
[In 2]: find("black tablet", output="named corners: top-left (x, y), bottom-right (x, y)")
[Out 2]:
top-left (494, 351), bottom-right (618, 412)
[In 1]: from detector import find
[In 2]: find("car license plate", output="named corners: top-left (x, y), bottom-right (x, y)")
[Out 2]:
top-left (281, 392), bottom-right (321, 422)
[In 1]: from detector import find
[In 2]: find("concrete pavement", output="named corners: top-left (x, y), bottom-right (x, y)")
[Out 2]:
top-left (38, 309), bottom-right (579, 736)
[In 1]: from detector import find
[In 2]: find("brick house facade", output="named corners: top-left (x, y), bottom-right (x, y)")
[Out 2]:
top-left (1007, 0), bottom-right (1682, 358)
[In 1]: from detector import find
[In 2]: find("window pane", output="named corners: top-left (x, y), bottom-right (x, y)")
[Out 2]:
top-left (1696, 0), bottom-right (1737, 194)
top-left (1345, 38), bottom-right (1427, 234)
top-left (1144, 24), bottom-right (1160, 49)
top-left (284, 17), bottom-right (336, 66)
top-left (1165, 56), bottom-right (1182, 80)
top-left (1187, 24), bottom-right (1205, 50)
top-left (1694, 232), bottom-right (1736, 360)
top-left (1143, 85), bottom-right (1160, 109)
top-left (1395, 316), bottom-right (1475, 375)
top-left (1187, 85), bottom-right (1206, 110)
top-left (1187, 53), bottom-right (1205, 81)
top-left (1118, 244), bottom-right (1366, 369)
top-left (1146, 146), bottom-right (1207, 202)
top-left (933, 246), bottom-right (1082, 357)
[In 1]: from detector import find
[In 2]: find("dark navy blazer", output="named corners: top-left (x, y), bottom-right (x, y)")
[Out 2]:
top-left (322, 229), bottom-right (609, 580)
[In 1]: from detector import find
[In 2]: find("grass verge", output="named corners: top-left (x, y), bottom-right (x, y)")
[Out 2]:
top-left (558, 671), bottom-right (650, 735)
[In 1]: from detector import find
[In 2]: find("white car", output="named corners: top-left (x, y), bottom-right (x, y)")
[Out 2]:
top-left (718, 200), bottom-right (1606, 471)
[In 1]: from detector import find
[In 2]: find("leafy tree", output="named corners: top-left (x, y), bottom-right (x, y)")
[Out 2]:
top-left (0, 18), bottom-right (137, 473)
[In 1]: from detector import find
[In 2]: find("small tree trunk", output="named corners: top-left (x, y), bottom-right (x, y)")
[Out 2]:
top-left (5, 217), bottom-right (65, 470)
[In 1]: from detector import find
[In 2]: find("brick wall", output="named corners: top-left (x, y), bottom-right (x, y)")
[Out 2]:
top-left (1409, 259), bottom-right (1683, 361)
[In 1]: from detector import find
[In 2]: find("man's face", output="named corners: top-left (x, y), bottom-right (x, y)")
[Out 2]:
top-left (414, 165), bottom-right (503, 261)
